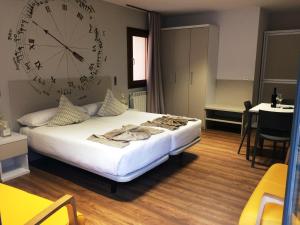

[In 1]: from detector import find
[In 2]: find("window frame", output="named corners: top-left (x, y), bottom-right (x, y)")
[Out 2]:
top-left (283, 73), bottom-right (300, 224)
top-left (127, 27), bottom-right (148, 89)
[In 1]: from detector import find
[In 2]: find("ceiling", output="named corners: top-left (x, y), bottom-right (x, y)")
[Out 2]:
top-left (103, 0), bottom-right (300, 14)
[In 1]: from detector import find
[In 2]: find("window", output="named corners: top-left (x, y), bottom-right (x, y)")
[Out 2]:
top-left (127, 27), bottom-right (148, 88)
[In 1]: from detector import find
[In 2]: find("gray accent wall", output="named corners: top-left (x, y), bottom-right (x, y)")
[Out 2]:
top-left (267, 10), bottom-right (300, 31)
top-left (0, 0), bottom-right (147, 128)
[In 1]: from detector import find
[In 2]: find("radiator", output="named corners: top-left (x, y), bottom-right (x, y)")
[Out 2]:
top-left (130, 91), bottom-right (147, 112)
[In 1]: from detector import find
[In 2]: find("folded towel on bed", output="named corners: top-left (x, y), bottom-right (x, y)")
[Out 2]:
top-left (87, 125), bottom-right (164, 148)
top-left (141, 115), bottom-right (198, 131)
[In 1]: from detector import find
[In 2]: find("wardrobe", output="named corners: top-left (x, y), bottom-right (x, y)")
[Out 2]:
top-left (161, 25), bottom-right (219, 124)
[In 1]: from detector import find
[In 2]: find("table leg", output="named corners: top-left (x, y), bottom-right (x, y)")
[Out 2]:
top-left (246, 113), bottom-right (253, 160)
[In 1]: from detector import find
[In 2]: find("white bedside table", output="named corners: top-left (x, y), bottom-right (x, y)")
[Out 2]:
top-left (0, 132), bottom-right (30, 182)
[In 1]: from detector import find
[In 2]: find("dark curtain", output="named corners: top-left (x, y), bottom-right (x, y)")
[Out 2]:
top-left (146, 12), bottom-right (165, 114)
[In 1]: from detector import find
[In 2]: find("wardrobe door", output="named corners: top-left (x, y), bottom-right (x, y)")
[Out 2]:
top-left (161, 30), bottom-right (175, 114)
top-left (188, 27), bottom-right (209, 119)
top-left (173, 29), bottom-right (190, 116)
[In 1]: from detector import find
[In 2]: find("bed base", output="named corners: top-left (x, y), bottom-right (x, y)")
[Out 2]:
top-left (110, 180), bottom-right (118, 193)
top-left (29, 137), bottom-right (200, 194)
top-left (108, 152), bottom-right (188, 193)
top-left (169, 137), bottom-right (200, 156)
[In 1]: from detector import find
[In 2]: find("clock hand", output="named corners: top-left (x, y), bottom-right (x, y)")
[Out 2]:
top-left (32, 21), bottom-right (84, 62)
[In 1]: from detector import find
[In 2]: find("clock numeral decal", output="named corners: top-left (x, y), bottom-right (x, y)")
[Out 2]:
top-left (58, 88), bottom-right (72, 95)
top-left (94, 28), bottom-right (99, 41)
top-left (28, 39), bottom-right (35, 50)
top-left (77, 85), bottom-right (85, 91)
top-left (43, 91), bottom-right (50, 96)
top-left (51, 76), bottom-right (56, 84)
top-left (17, 27), bottom-right (26, 35)
top-left (17, 46), bottom-right (24, 51)
top-left (25, 62), bottom-right (31, 71)
top-left (80, 75), bottom-right (88, 84)
top-left (77, 12), bottom-right (83, 20)
top-left (8, 29), bottom-right (13, 40)
top-left (33, 76), bottom-right (46, 85)
top-left (45, 5), bottom-right (51, 13)
top-left (68, 81), bottom-right (75, 88)
top-left (62, 4), bottom-right (67, 11)
top-left (25, 4), bottom-right (34, 18)
top-left (89, 63), bottom-right (94, 71)
top-left (14, 49), bottom-right (23, 62)
top-left (89, 74), bottom-right (96, 81)
top-left (34, 60), bottom-right (42, 70)
top-left (90, 69), bottom-right (97, 75)
top-left (9, 0), bottom-right (106, 98)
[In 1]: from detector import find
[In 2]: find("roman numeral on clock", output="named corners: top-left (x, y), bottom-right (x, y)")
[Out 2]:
top-left (45, 5), bottom-right (51, 13)
top-left (77, 12), bottom-right (83, 20)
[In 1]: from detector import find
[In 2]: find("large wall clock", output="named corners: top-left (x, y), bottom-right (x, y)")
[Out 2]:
top-left (10, 0), bottom-right (105, 98)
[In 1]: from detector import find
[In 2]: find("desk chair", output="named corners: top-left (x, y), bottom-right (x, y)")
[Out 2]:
top-left (251, 110), bottom-right (293, 167)
top-left (237, 101), bottom-right (252, 154)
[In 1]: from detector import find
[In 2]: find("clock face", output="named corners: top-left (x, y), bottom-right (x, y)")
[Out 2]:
top-left (12, 0), bottom-right (104, 97)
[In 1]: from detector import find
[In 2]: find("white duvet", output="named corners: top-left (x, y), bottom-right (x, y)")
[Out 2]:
top-left (21, 110), bottom-right (201, 177)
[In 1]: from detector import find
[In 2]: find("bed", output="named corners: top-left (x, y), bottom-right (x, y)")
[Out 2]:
top-left (20, 110), bottom-right (201, 187)
top-left (9, 79), bottom-right (201, 193)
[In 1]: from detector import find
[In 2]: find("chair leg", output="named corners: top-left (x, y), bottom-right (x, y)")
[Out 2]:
top-left (282, 142), bottom-right (287, 161)
top-left (238, 127), bottom-right (248, 154)
top-left (272, 141), bottom-right (277, 160)
top-left (252, 135), bottom-right (260, 168)
top-left (251, 146), bottom-right (257, 168)
top-left (259, 138), bottom-right (264, 155)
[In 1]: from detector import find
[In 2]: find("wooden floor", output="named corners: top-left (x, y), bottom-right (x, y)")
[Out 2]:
top-left (8, 130), bottom-right (268, 225)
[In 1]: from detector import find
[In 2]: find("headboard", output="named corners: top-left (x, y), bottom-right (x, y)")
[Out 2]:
top-left (8, 76), bottom-right (112, 131)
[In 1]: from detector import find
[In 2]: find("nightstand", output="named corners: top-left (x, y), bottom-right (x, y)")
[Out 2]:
top-left (0, 132), bottom-right (30, 182)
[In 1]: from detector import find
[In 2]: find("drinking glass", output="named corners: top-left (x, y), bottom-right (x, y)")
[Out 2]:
top-left (277, 93), bottom-right (283, 106)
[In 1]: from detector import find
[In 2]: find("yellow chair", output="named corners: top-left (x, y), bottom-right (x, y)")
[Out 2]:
top-left (239, 163), bottom-right (287, 225)
top-left (0, 183), bottom-right (85, 225)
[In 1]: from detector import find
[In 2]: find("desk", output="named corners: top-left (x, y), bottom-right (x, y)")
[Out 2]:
top-left (205, 104), bottom-right (244, 134)
top-left (246, 103), bottom-right (294, 160)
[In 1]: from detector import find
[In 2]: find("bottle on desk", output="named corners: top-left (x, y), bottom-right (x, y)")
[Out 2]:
top-left (271, 88), bottom-right (277, 108)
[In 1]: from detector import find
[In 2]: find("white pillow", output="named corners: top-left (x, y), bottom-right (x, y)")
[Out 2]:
top-left (47, 95), bottom-right (90, 126)
top-left (97, 90), bottom-right (127, 116)
top-left (18, 108), bottom-right (58, 127)
top-left (82, 102), bottom-right (103, 116)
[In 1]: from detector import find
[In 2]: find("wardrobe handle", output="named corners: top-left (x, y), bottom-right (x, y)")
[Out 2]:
top-left (190, 72), bottom-right (193, 85)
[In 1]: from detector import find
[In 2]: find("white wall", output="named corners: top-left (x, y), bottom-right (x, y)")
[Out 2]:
top-left (0, 0), bottom-right (146, 126)
top-left (215, 80), bottom-right (253, 106)
top-left (217, 7), bottom-right (260, 80)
